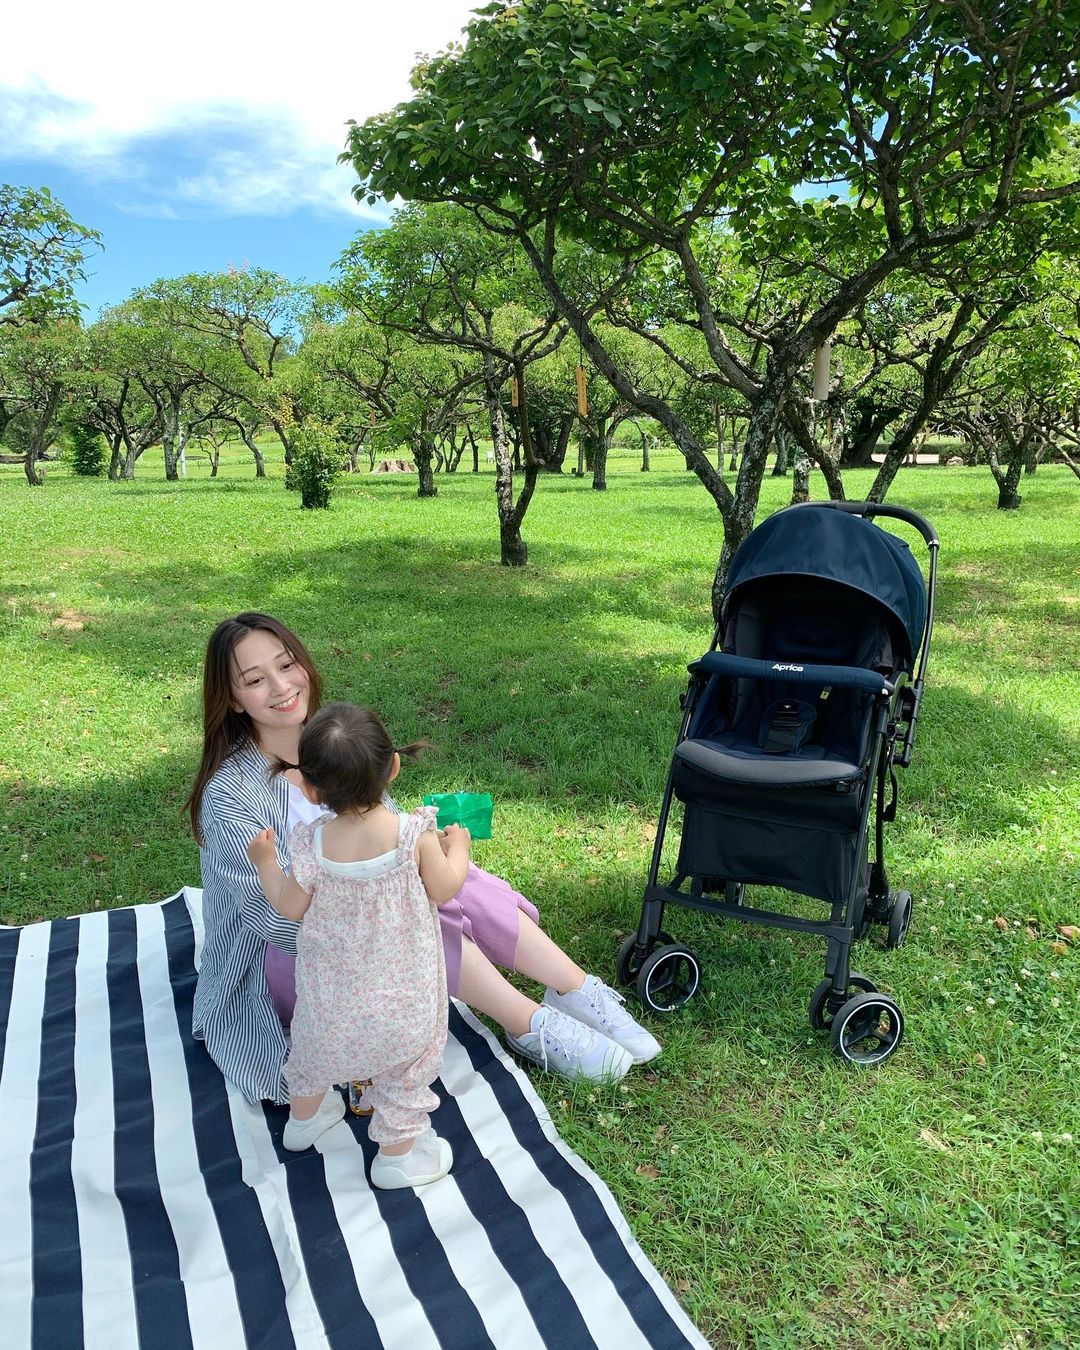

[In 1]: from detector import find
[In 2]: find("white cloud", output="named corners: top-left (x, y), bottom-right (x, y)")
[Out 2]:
top-left (1, 0), bottom-right (479, 217)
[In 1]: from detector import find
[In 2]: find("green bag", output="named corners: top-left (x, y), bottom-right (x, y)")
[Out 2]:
top-left (422, 791), bottom-right (494, 840)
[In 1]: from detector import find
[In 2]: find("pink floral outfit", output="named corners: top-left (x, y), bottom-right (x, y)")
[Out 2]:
top-left (284, 805), bottom-right (447, 1147)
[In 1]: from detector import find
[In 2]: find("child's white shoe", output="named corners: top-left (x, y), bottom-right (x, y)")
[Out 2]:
top-left (282, 1089), bottom-right (346, 1151)
top-left (370, 1134), bottom-right (453, 1190)
top-left (544, 975), bottom-right (662, 1064)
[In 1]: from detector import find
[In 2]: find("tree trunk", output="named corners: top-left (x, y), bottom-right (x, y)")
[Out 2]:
top-left (414, 436), bottom-right (437, 497)
top-left (587, 418), bottom-right (610, 490)
top-left (842, 403), bottom-right (899, 468)
top-left (238, 428), bottom-right (266, 477)
top-left (107, 434), bottom-right (123, 481)
top-left (791, 443), bottom-right (811, 504)
top-left (715, 407), bottom-right (725, 470)
top-left (23, 452), bottom-right (45, 486)
top-left (772, 427), bottom-right (790, 476)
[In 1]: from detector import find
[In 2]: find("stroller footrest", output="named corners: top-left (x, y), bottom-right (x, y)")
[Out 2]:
top-left (675, 738), bottom-right (862, 787)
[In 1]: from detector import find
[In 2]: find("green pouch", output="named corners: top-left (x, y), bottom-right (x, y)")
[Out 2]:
top-left (422, 791), bottom-right (494, 840)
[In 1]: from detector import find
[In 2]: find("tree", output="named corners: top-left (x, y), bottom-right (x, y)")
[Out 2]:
top-left (337, 203), bottom-right (572, 563)
top-left (345, 0), bottom-right (1080, 612)
top-left (1, 185), bottom-right (99, 326)
top-left (0, 321), bottom-right (78, 484)
top-left (145, 269), bottom-right (315, 466)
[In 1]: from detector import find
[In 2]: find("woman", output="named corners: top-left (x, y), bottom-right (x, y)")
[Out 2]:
top-left (185, 612), bottom-right (660, 1112)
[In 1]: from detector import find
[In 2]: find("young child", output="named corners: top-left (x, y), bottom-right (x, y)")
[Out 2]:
top-left (247, 702), bottom-right (470, 1190)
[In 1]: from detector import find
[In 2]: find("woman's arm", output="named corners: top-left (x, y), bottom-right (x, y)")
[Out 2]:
top-left (248, 829), bottom-right (312, 922)
top-left (417, 824), bottom-right (471, 905)
top-left (201, 780), bottom-right (301, 953)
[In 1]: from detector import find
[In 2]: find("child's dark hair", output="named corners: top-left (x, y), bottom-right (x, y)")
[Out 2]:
top-left (290, 703), bottom-right (427, 814)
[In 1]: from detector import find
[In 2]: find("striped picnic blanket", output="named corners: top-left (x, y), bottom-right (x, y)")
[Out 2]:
top-left (0, 891), bottom-right (708, 1350)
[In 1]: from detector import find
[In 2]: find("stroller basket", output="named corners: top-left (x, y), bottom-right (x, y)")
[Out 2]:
top-left (618, 501), bottom-right (939, 1067)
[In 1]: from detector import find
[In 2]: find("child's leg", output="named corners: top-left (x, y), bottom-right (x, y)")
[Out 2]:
top-left (290, 1091), bottom-right (327, 1121)
top-left (281, 1085), bottom-right (346, 1151)
top-left (368, 1046), bottom-right (452, 1189)
top-left (366, 1045), bottom-right (442, 1152)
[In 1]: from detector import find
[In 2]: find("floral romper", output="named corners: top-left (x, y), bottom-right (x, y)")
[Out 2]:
top-left (284, 805), bottom-right (447, 1147)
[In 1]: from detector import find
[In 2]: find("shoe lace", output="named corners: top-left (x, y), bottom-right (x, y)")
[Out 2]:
top-left (535, 1009), bottom-right (595, 1071)
top-left (585, 980), bottom-right (631, 1029)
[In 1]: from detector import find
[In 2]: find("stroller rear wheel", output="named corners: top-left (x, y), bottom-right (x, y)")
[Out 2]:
top-left (637, 944), bottom-right (701, 1013)
top-left (808, 973), bottom-right (877, 1030)
top-left (829, 991), bottom-right (904, 1066)
top-left (885, 890), bottom-right (913, 948)
top-left (616, 931), bottom-right (675, 984)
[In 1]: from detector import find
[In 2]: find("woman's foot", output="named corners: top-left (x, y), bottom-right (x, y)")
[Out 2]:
top-left (506, 1005), bottom-right (634, 1081)
top-left (370, 1134), bottom-right (453, 1190)
top-left (282, 1088), bottom-right (346, 1151)
top-left (544, 975), bottom-right (662, 1064)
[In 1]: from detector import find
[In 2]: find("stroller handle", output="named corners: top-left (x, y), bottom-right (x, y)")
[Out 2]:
top-left (813, 500), bottom-right (940, 549)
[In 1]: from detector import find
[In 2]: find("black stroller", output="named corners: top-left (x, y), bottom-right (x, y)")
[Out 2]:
top-left (617, 501), bottom-right (938, 1066)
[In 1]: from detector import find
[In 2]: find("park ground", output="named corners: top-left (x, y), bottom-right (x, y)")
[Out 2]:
top-left (1, 445), bottom-right (1078, 1348)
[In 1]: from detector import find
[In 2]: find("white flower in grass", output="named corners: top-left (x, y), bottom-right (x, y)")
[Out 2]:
top-left (1051, 998), bottom-right (1061, 1009)
top-left (986, 997), bottom-right (996, 1008)
top-left (1054, 1133), bottom-right (1073, 1144)
top-left (965, 1005), bottom-right (975, 1014)
top-left (1021, 969), bottom-right (1033, 980)
top-left (1031, 1130), bottom-right (1044, 1142)
top-left (1049, 971), bottom-right (1061, 981)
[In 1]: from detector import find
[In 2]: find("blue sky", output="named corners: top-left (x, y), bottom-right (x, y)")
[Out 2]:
top-left (1, 1), bottom-right (479, 320)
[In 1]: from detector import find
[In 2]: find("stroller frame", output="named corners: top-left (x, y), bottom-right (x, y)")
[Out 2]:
top-left (618, 501), bottom-right (939, 1065)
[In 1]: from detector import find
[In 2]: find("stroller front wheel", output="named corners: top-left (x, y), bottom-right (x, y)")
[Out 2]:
top-left (616, 931), bottom-right (675, 985)
top-left (829, 991), bottom-right (905, 1066)
top-left (637, 944), bottom-right (701, 1013)
top-left (808, 973), bottom-right (877, 1030)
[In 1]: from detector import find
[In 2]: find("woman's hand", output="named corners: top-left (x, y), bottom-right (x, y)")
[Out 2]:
top-left (247, 828), bottom-right (278, 867)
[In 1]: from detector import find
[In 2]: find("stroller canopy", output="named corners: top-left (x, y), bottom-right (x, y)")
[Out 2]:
top-left (723, 505), bottom-right (927, 668)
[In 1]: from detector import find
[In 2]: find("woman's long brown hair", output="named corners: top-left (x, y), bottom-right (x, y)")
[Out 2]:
top-left (184, 612), bottom-right (323, 843)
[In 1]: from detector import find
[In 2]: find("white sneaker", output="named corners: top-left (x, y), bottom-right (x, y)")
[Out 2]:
top-left (370, 1134), bottom-right (453, 1190)
top-left (545, 975), bottom-right (662, 1064)
top-left (506, 1005), bottom-right (634, 1082)
top-left (283, 1088), bottom-right (346, 1151)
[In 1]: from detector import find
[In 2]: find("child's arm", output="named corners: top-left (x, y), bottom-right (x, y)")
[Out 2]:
top-left (417, 823), bottom-right (471, 905)
top-left (247, 829), bottom-right (313, 923)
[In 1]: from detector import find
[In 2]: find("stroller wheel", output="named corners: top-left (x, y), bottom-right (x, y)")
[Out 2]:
top-left (616, 931), bottom-right (675, 985)
top-left (637, 944), bottom-right (701, 1013)
top-left (885, 890), bottom-right (913, 948)
top-left (829, 991), bottom-right (904, 1066)
top-left (808, 973), bottom-right (877, 1031)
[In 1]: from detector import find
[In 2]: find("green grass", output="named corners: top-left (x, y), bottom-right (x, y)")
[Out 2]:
top-left (2, 446), bottom-right (1078, 1349)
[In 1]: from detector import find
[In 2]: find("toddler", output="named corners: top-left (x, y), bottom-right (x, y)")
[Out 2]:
top-left (248, 702), bottom-right (470, 1190)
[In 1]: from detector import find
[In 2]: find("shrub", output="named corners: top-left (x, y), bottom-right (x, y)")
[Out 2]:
top-left (290, 422), bottom-right (342, 509)
top-left (69, 425), bottom-right (106, 476)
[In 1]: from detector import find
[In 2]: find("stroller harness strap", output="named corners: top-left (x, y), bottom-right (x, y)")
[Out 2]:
top-left (692, 651), bottom-right (892, 696)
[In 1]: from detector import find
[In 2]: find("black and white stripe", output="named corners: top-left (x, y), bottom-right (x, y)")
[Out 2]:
top-left (0, 893), bottom-right (708, 1350)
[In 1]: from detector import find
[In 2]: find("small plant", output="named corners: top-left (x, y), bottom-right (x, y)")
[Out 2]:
top-left (291, 421), bottom-right (342, 510)
top-left (69, 424), bottom-right (106, 477)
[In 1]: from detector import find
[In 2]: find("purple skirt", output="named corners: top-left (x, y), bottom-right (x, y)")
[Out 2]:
top-left (264, 863), bottom-right (539, 1027)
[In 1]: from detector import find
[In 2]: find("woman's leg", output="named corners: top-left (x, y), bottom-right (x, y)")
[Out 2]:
top-left (510, 911), bottom-right (587, 994)
top-left (456, 936), bottom-right (538, 1038)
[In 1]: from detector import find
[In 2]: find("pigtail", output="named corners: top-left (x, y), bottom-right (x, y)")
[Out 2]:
top-left (396, 739), bottom-right (432, 762)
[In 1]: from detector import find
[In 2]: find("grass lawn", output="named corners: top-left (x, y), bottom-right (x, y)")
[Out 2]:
top-left (2, 446), bottom-right (1078, 1348)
